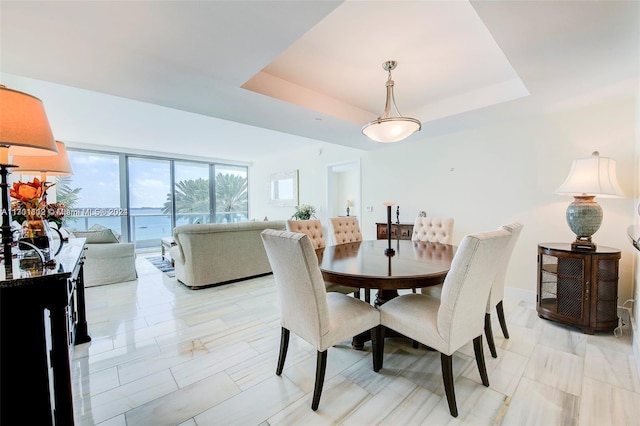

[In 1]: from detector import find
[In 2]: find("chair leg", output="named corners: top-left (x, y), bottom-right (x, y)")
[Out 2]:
top-left (311, 350), bottom-right (328, 411)
top-left (354, 289), bottom-right (361, 299)
top-left (371, 325), bottom-right (383, 372)
top-left (484, 313), bottom-right (498, 358)
top-left (441, 353), bottom-right (458, 418)
top-left (473, 336), bottom-right (490, 387)
top-left (276, 327), bottom-right (289, 376)
top-left (365, 288), bottom-right (371, 303)
top-left (496, 300), bottom-right (510, 339)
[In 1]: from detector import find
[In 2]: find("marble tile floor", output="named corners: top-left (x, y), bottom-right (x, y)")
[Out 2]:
top-left (72, 255), bottom-right (640, 425)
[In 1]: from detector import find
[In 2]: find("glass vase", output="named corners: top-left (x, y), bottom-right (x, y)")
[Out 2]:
top-left (19, 217), bottom-right (54, 261)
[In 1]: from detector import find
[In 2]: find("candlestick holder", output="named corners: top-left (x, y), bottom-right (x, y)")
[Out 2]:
top-left (384, 202), bottom-right (395, 256)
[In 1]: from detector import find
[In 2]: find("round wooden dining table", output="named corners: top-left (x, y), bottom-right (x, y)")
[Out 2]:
top-left (317, 239), bottom-right (456, 348)
top-left (317, 239), bottom-right (455, 302)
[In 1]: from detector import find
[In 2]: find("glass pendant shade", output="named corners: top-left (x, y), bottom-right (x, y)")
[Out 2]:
top-left (362, 117), bottom-right (422, 143)
top-left (362, 61), bottom-right (421, 143)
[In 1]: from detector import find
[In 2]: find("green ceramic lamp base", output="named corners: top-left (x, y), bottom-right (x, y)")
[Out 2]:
top-left (566, 195), bottom-right (602, 251)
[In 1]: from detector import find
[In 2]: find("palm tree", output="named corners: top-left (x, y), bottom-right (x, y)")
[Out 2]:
top-left (215, 173), bottom-right (247, 222)
top-left (53, 176), bottom-right (82, 226)
top-left (163, 178), bottom-right (209, 224)
top-left (163, 173), bottom-right (247, 224)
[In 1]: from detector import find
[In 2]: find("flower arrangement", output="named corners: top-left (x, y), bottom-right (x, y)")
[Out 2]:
top-left (291, 204), bottom-right (316, 220)
top-left (10, 178), bottom-right (62, 225)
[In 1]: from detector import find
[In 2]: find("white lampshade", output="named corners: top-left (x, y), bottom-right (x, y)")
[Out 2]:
top-left (12, 141), bottom-right (73, 176)
top-left (555, 151), bottom-right (624, 198)
top-left (0, 85), bottom-right (58, 162)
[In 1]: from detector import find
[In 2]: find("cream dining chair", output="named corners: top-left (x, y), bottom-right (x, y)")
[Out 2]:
top-left (260, 229), bottom-right (381, 411)
top-left (484, 222), bottom-right (524, 358)
top-left (411, 216), bottom-right (454, 294)
top-left (286, 219), bottom-right (359, 298)
top-left (411, 216), bottom-right (455, 244)
top-left (376, 228), bottom-right (512, 417)
top-left (328, 216), bottom-right (370, 302)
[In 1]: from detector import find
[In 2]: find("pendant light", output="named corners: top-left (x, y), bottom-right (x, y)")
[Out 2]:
top-left (362, 61), bottom-right (421, 143)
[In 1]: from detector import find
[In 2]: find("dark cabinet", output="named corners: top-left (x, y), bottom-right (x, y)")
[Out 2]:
top-left (537, 243), bottom-right (620, 334)
top-left (376, 223), bottom-right (414, 240)
top-left (0, 238), bottom-right (90, 425)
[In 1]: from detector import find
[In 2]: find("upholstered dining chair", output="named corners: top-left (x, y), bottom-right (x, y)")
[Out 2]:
top-left (260, 229), bottom-right (381, 411)
top-left (376, 228), bottom-right (512, 417)
top-left (328, 216), bottom-right (370, 302)
top-left (286, 219), bottom-right (325, 249)
top-left (485, 222), bottom-right (524, 358)
top-left (329, 216), bottom-right (362, 244)
top-left (411, 216), bottom-right (454, 294)
top-left (286, 219), bottom-right (359, 298)
top-left (411, 216), bottom-right (455, 244)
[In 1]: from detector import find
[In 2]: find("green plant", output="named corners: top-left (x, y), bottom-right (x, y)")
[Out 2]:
top-left (292, 204), bottom-right (316, 220)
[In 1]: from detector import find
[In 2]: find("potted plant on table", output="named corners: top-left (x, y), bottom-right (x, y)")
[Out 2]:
top-left (291, 204), bottom-right (316, 220)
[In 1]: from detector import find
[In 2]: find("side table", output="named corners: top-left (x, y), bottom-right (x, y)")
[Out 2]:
top-left (376, 222), bottom-right (414, 240)
top-left (161, 237), bottom-right (176, 266)
top-left (537, 242), bottom-right (621, 334)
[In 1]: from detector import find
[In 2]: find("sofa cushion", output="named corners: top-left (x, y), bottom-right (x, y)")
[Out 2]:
top-left (72, 228), bottom-right (119, 244)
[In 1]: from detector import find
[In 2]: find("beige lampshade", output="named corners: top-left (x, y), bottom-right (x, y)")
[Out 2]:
top-left (555, 151), bottom-right (625, 198)
top-left (12, 141), bottom-right (73, 176)
top-left (0, 85), bottom-right (58, 163)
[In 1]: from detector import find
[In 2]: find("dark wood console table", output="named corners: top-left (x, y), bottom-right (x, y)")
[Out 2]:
top-left (376, 222), bottom-right (414, 240)
top-left (537, 242), bottom-right (620, 334)
top-left (0, 238), bottom-right (89, 425)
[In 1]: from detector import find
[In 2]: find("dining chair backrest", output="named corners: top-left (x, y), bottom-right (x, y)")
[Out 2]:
top-left (286, 219), bottom-right (326, 249)
top-left (260, 229), bottom-right (330, 347)
top-left (412, 216), bottom-right (454, 244)
top-left (437, 229), bottom-right (511, 352)
top-left (330, 216), bottom-right (362, 244)
top-left (488, 222), bottom-right (524, 311)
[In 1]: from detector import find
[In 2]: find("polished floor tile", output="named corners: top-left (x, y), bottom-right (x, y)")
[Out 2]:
top-left (71, 255), bottom-right (640, 425)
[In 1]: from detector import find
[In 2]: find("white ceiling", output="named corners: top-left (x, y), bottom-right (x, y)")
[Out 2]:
top-left (1, 1), bottom-right (638, 162)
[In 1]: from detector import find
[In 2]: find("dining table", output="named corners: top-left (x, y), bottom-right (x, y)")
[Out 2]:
top-left (317, 239), bottom-right (456, 349)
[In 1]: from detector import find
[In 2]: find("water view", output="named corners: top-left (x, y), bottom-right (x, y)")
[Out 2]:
top-left (66, 207), bottom-right (248, 248)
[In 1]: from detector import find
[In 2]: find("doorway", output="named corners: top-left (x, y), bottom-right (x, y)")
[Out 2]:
top-left (326, 160), bottom-right (361, 222)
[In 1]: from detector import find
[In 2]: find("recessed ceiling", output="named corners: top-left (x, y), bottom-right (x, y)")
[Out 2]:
top-left (243, 1), bottom-right (528, 125)
top-left (0, 1), bottom-right (637, 162)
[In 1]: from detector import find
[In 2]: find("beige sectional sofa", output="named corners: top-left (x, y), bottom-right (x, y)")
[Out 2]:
top-left (169, 220), bottom-right (286, 289)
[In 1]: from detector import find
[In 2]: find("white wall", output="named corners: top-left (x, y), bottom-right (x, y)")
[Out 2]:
top-left (250, 94), bottom-right (637, 302)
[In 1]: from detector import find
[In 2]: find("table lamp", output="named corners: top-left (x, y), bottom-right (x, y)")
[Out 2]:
top-left (12, 140), bottom-right (73, 202)
top-left (555, 151), bottom-right (624, 250)
top-left (0, 85), bottom-right (59, 263)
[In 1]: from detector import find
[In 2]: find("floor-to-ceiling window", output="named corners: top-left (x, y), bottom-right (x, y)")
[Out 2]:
top-left (173, 161), bottom-right (211, 225)
top-left (63, 149), bottom-right (248, 248)
top-left (127, 157), bottom-right (173, 249)
top-left (63, 150), bottom-right (123, 235)
top-left (214, 164), bottom-right (248, 223)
